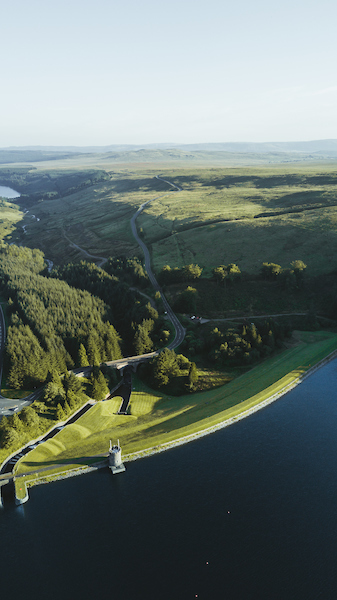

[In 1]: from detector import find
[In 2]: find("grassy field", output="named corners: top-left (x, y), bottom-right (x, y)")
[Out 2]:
top-left (14, 330), bottom-right (337, 488)
top-left (137, 165), bottom-right (337, 276)
top-left (0, 199), bottom-right (24, 241)
top-left (4, 169), bottom-right (170, 264)
top-left (1, 159), bottom-right (337, 277)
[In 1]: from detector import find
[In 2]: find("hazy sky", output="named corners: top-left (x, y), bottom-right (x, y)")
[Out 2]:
top-left (1, 0), bottom-right (337, 146)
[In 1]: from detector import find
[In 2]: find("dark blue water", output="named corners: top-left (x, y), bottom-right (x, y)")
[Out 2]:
top-left (2, 360), bottom-right (337, 600)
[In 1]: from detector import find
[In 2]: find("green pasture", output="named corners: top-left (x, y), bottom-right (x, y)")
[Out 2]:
top-left (15, 330), bottom-right (337, 486)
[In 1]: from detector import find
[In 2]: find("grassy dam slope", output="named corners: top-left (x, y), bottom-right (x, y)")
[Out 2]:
top-left (14, 330), bottom-right (337, 495)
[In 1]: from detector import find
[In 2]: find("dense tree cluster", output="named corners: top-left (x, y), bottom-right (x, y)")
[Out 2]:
top-left (104, 255), bottom-right (148, 287)
top-left (139, 348), bottom-right (198, 392)
top-left (181, 320), bottom-right (287, 366)
top-left (54, 261), bottom-right (164, 354)
top-left (0, 361), bottom-right (118, 451)
top-left (43, 370), bottom-right (85, 410)
top-left (0, 405), bottom-right (44, 449)
top-left (261, 260), bottom-right (307, 289)
top-left (174, 286), bottom-right (198, 313)
top-left (0, 248), bottom-right (169, 390)
top-left (212, 263), bottom-right (241, 286)
top-left (132, 302), bottom-right (171, 355)
top-left (0, 245), bottom-right (122, 388)
top-left (158, 263), bottom-right (203, 286)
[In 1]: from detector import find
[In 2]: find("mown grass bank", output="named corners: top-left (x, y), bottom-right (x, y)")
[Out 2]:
top-left (14, 330), bottom-right (337, 492)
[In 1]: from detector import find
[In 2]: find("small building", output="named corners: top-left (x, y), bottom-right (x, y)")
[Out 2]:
top-left (108, 440), bottom-right (126, 475)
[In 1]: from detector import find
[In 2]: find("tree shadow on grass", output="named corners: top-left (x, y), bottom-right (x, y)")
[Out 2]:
top-left (19, 453), bottom-right (109, 472)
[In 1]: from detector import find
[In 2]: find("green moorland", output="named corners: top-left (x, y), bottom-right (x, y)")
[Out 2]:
top-left (137, 165), bottom-right (337, 277)
top-left (0, 165), bottom-right (170, 265)
top-left (1, 159), bottom-right (337, 278)
top-left (14, 330), bottom-right (337, 491)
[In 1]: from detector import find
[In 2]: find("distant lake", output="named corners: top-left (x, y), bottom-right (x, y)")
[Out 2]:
top-left (2, 359), bottom-right (337, 599)
top-left (0, 186), bottom-right (20, 199)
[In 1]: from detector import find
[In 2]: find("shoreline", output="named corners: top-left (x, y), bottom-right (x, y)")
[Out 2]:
top-left (123, 346), bottom-right (337, 462)
top-left (23, 347), bottom-right (337, 492)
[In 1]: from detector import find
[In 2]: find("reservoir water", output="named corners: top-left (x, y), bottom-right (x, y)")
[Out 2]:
top-left (0, 185), bottom-right (20, 199)
top-left (2, 359), bottom-right (337, 600)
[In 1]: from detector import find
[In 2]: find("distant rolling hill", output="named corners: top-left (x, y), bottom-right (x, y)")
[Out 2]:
top-left (0, 149), bottom-right (82, 164)
top-left (1, 140), bottom-right (337, 166)
top-left (3, 139), bottom-right (337, 154)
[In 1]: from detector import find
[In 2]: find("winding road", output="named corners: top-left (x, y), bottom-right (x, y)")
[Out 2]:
top-left (63, 175), bottom-right (185, 349)
top-left (130, 176), bottom-right (185, 349)
top-left (62, 175), bottom-right (185, 347)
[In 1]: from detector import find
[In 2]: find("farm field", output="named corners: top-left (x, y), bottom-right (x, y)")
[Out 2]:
top-left (14, 330), bottom-right (337, 487)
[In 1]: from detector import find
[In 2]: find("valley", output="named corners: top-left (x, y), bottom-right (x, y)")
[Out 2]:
top-left (1, 148), bottom-right (337, 491)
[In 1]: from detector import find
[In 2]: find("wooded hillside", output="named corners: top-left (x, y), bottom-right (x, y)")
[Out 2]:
top-left (0, 245), bottom-right (122, 388)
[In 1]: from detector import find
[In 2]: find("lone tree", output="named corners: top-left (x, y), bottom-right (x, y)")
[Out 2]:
top-left (226, 263), bottom-right (241, 284)
top-left (187, 362), bottom-right (199, 390)
top-left (212, 266), bottom-right (228, 286)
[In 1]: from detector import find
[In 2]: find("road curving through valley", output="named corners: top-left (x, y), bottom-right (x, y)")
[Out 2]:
top-left (130, 175), bottom-right (185, 349)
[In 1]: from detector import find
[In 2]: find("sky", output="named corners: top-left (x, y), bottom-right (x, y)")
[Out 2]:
top-left (1, 0), bottom-right (337, 146)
